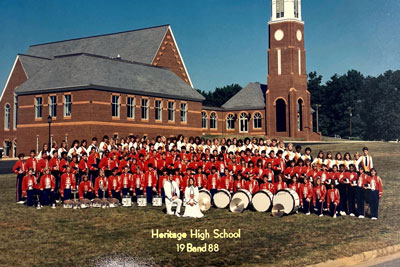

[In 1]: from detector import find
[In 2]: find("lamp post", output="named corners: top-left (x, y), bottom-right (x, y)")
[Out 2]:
top-left (315, 104), bottom-right (321, 133)
top-left (47, 115), bottom-right (52, 150)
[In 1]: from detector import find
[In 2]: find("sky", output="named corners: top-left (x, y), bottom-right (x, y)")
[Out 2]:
top-left (0, 0), bottom-right (399, 92)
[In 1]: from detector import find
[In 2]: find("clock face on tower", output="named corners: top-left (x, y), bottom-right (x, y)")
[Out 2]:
top-left (296, 30), bottom-right (302, 41)
top-left (274, 29), bottom-right (284, 41)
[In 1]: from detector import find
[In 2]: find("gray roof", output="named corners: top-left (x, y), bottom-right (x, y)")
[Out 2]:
top-left (14, 53), bottom-right (204, 102)
top-left (18, 54), bottom-right (51, 78)
top-left (221, 82), bottom-right (267, 110)
top-left (25, 25), bottom-right (169, 64)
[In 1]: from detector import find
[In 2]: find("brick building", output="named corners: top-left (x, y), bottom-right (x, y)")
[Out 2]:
top-left (0, 0), bottom-right (320, 157)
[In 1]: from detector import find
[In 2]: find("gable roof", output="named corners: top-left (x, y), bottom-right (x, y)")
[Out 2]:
top-left (221, 82), bottom-right (267, 110)
top-left (25, 25), bottom-right (169, 65)
top-left (18, 54), bottom-right (51, 79)
top-left (14, 53), bottom-right (204, 102)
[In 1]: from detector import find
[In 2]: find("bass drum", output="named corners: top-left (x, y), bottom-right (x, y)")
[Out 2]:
top-left (231, 189), bottom-right (252, 210)
top-left (272, 188), bottom-right (300, 214)
top-left (252, 190), bottom-right (274, 212)
top-left (198, 189), bottom-right (212, 212)
top-left (213, 189), bottom-right (231, 209)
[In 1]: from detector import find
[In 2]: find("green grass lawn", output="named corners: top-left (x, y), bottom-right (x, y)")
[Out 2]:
top-left (0, 142), bottom-right (399, 267)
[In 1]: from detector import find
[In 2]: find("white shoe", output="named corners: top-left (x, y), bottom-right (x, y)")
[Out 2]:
top-left (17, 201), bottom-right (25, 204)
top-left (56, 200), bottom-right (60, 204)
top-left (349, 213), bottom-right (355, 217)
top-left (358, 215), bottom-right (364, 218)
top-left (333, 214), bottom-right (337, 218)
top-left (371, 217), bottom-right (377, 220)
top-left (51, 204), bottom-right (56, 209)
top-left (167, 212), bottom-right (174, 215)
top-left (319, 214), bottom-right (323, 217)
top-left (323, 208), bottom-right (328, 211)
top-left (175, 213), bottom-right (181, 217)
top-left (340, 211), bottom-right (346, 216)
top-left (306, 212), bottom-right (310, 215)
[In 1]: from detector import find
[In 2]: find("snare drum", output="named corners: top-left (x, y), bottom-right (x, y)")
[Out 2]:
top-left (122, 196), bottom-right (132, 207)
top-left (80, 198), bottom-right (91, 209)
top-left (252, 190), bottom-right (273, 212)
top-left (152, 195), bottom-right (162, 207)
top-left (63, 199), bottom-right (73, 209)
top-left (213, 189), bottom-right (231, 208)
top-left (92, 198), bottom-right (103, 208)
top-left (231, 189), bottom-right (252, 209)
top-left (198, 189), bottom-right (212, 212)
top-left (107, 198), bottom-right (119, 208)
top-left (137, 195), bottom-right (147, 207)
top-left (272, 188), bottom-right (300, 214)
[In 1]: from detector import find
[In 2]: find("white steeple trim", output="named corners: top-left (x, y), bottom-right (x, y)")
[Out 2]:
top-left (269, 0), bottom-right (303, 24)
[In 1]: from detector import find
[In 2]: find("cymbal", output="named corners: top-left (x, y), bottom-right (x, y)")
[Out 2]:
top-left (272, 204), bottom-right (285, 217)
top-left (229, 198), bottom-right (244, 213)
top-left (198, 197), bottom-right (211, 212)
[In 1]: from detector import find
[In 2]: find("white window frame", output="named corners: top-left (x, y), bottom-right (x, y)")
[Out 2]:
top-left (141, 98), bottom-right (149, 120)
top-left (64, 94), bottom-right (72, 117)
top-left (127, 96), bottom-right (135, 119)
top-left (168, 101), bottom-right (175, 122)
top-left (112, 95), bottom-right (120, 117)
top-left (210, 112), bottom-right (217, 129)
top-left (155, 100), bottom-right (162, 121)
top-left (49, 95), bottom-right (57, 117)
top-left (180, 103), bottom-right (187, 123)
top-left (13, 95), bottom-right (17, 129)
top-left (4, 104), bottom-right (10, 130)
top-left (226, 114), bottom-right (235, 130)
top-left (253, 112), bottom-right (262, 129)
top-left (35, 97), bottom-right (42, 118)
top-left (201, 112), bottom-right (207, 129)
top-left (239, 112), bottom-right (248, 133)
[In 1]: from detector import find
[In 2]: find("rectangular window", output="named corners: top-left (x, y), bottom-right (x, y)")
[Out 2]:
top-left (49, 96), bottom-right (57, 117)
top-left (13, 95), bottom-right (17, 129)
top-left (35, 97), bottom-right (42, 118)
top-left (276, 0), bottom-right (284, 18)
top-left (112, 95), bottom-right (120, 117)
top-left (294, 0), bottom-right (299, 18)
top-left (180, 103), bottom-right (187, 122)
top-left (155, 100), bottom-right (162, 121)
top-left (168, 101), bottom-right (175, 122)
top-left (277, 49), bottom-right (281, 75)
top-left (298, 49), bottom-right (301, 75)
top-left (141, 98), bottom-right (149, 120)
top-left (127, 97), bottom-right (135, 119)
top-left (64, 95), bottom-right (71, 117)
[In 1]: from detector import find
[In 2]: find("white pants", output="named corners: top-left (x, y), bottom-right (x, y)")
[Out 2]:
top-left (166, 198), bottom-right (182, 215)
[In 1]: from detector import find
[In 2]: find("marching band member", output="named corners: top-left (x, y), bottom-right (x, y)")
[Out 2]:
top-left (39, 168), bottom-right (56, 208)
top-left (58, 141), bottom-right (68, 158)
top-left (294, 145), bottom-right (302, 163)
top-left (144, 163), bottom-right (158, 204)
top-left (367, 168), bottom-right (383, 220)
top-left (300, 177), bottom-right (314, 215)
top-left (78, 153), bottom-right (89, 181)
top-left (183, 177), bottom-right (204, 218)
top-left (207, 166), bottom-right (220, 197)
top-left (22, 169), bottom-right (39, 207)
top-left (158, 168), bottom-right (169, 202)
top-left (312, 151), bottom-right (325, 169)
top-left (37, 143), bottom-right (49, 160)
top-left (87, 147), bottom-right (99, 184)
top-left (132, 167), bottom-right (144, 200)
top-left (49, 151), bottom-right (60, 189)
top-left (108, 168), bottom-right (121, 199)
top-left (37, 153), bottom-right (49, 177)
top-left (69, 156), bottom-right (79, 175)
top-left (60, 166), bottom-right (77, 201)
top-left (78, 174), bottom-right (93, 199)
top-left (99, 135), bottom-right (110, 158)
top-left (67, 140), bottom-right (79, 160)
top-left (194, 166), bottom-right (207, 189)
top-left (347, 164), bottom-right (358, 216)
top-left (120, 166), bottom-right (132, 197)
top-left (288, 176), bottom-right (300, 196)
top-left (164, 172), bottom-right (182, 216)
top-left (343, 152), bottom-right (352, 170)
top-left (324, 152), bottom-right (333, 170)
top-left (356, 166), bottom-right (368, 218)
top-left (301, 147), bottom-right (313, 162)
top-left (247, 173), bottom-right (259, 194)
top-left (94, 169), bottom-right (108, 198)
top-left (274, 174), bottom-right (287, 192)
top-left (313, 177), bottom-right (326, 216)
top-left (357, 147), bottom-right (373, 174)
top-left (337, 164), bottom-right (349, 216)
top-left (87, 137), bottom-right (98, 154)
top-left (260, 175), bottom-right (275, 194)
top-left (332, 153), bottom-right (344, 171)
top-left (218, 169), bottom-right (234, 193)
top-left (233, 173), bottom-right (246, 192)
top-left (284, 160), bottom-right (297, 180)
top-left (77, 140), bottom-right (88, 159)
top-left (13, 153), bottom-right (26, 203)
top-left (59, 152), bottom-right (69, 174)
top-left (327, 182), bottom-right (340, 218)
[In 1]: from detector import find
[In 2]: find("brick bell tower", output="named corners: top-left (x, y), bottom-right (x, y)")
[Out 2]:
top-left (266, 0), bottom-right (315, 139)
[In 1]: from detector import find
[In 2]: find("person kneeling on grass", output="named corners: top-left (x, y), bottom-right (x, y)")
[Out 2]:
top-left (183, 177), bottom-right (204, 218)
top-left (164, 173), bottom-right (182, 217)
top-left (327, 182), bottom-right (340, 218)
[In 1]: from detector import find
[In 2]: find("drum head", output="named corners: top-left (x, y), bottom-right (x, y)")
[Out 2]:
top-left (273, 190), bottom-right (297, 214)
top-left (232, 190), bottom-right (251, 209)
top-left (252, 191), bottom-right (272, 212)
top-left (213, 190), bottom-right (231, 209)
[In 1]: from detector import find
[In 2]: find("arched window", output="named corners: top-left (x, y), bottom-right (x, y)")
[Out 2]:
top-left (253, 112), bottom-right (262, 129)
top-left (276, 99), bottom-right (286, 132)
top-left (239, 112), bottom-right (248, 133)
top-left (276, 0), bottom-right (284, 18)
top-left (4, 104), bottom-right (10, 130)
top-left (297, 99), bottom-right (303, 131)
top-left (210, 112), bottom-right (217, 129)
top-left (201, 112), bottom-right (207, 129)
top-left (226, 114), bottom-right (235, 130)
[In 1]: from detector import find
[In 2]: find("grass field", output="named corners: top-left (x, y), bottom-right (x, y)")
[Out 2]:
top-left (0, 142), bottom-right (399, 267)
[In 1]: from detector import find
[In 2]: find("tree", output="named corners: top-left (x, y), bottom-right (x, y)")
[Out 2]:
top-left (197, 84), bottom-right (242, 107)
